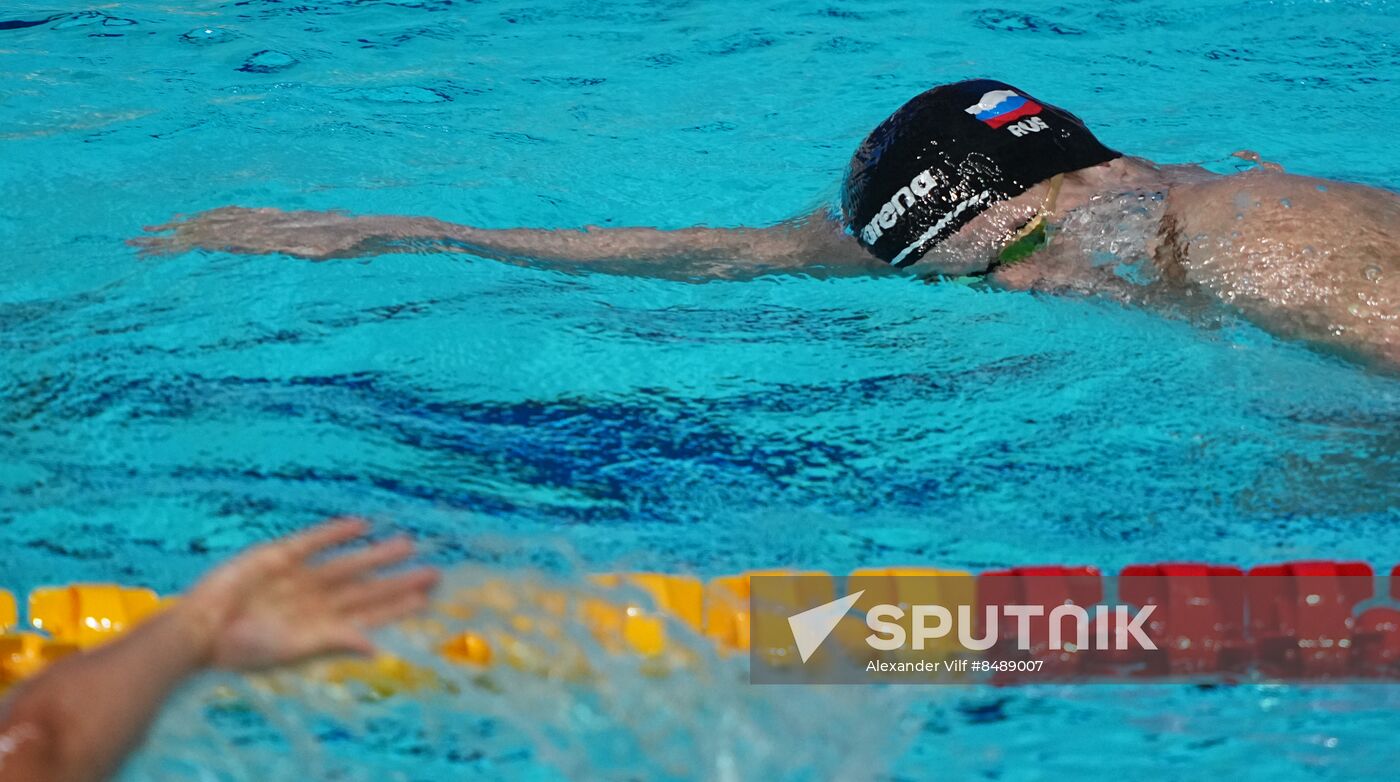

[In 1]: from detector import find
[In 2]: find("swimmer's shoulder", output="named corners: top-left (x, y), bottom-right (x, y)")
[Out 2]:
top-left (1166, 169), bottom-right (1400, 225)
top-left (1163, 169), bottom-right (1400, 274)
top-left (1159, 168), bottom-right (1400, 368)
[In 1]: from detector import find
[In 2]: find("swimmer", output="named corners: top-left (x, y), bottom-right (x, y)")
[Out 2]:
top-left (135, 79), bottom-right (1400, 369)
top-left (0, 519), bottom-right (439, 782)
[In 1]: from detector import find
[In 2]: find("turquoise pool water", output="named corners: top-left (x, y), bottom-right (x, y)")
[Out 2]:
top-left (2, 0), bottom-right (1398, 779)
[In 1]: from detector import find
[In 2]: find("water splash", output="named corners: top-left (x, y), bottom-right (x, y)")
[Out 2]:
top-left (120, 544), bottom-right (917, 781)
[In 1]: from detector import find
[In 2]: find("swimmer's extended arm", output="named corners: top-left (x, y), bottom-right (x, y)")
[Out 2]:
top-left (0, 519), bottom-right (438, 782)
top-left (132, 206), bottom-right (882, 279)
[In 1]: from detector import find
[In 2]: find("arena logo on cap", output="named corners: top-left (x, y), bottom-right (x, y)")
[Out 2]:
top-left (965, 89), bottom-right (1044, 129)
top-left (857, 168), bottom-right (941, 246)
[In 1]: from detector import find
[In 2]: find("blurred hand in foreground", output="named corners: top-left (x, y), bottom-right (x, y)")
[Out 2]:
top-left (184, 517), bottom-right (440, 670)
top-left (0, 518), bottom-right (440, 782)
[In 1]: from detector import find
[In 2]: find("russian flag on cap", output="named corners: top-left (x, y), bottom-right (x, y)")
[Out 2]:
top-left (965, 90), bottom-right (1043, 129)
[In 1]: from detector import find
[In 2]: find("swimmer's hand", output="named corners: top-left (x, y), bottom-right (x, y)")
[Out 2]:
top-left (131, 206), bottom-right (391, 260)
top-left (179, 517), bottom-right (440, 670)
top-left (0, 519), bottom-right (439, 782)
top-left (1230, 150), bottom-right (1285, 173)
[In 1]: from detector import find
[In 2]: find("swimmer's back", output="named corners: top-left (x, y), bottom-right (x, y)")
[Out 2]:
top-left (1161, 170), bottom-right (1400, 369)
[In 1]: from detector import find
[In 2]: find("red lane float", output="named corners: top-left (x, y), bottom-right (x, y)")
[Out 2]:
top-left (1117, 564), bottom-right (1246, 676)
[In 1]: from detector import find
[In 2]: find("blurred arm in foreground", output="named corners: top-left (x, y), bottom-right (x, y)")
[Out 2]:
top-left (0, 518), bottom-right (440, 782)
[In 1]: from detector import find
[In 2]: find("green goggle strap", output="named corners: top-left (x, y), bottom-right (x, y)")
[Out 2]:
top-left (994, 173), bottom-right (1064, 266)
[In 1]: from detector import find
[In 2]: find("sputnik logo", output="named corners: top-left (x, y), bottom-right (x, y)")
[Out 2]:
top-left (787, 590), bottom-right (864, 663)
top-left (786, 591), bottom-right (1159, 663)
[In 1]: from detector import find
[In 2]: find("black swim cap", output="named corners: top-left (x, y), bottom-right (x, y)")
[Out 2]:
top-left (841, 79), bottom-right (1121, 267)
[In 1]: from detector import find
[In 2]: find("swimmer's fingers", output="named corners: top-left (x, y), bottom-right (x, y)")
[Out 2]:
top-left (309, 569), bottom-right (438, 657)
top-left (1229, 149), bottom-right (1285, 173)
top-left (210, 518), bottom-right (367, 587)
top-left (127, 233), bottom-right (193, 257)
top-left (140, 209), bottom-right (228, 234)
top-left (129, 212), bottom-right (218, 256)
top-left (344, 579), bottom-right (437, 630)
top-left (332, 567), bottom-right (441, 617)
top-left (312, 535), bottom-right (415, 586)
top-left (232, 517), bottom-right (363, 575)
top-left (141, 206), bottom-right (284, 235)
top-left (141, 213), bottom-right (207, 234)
top-left (281, 516), bottom-right (371, 564)
top-left (139, 220), bottom-right (180, 234)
